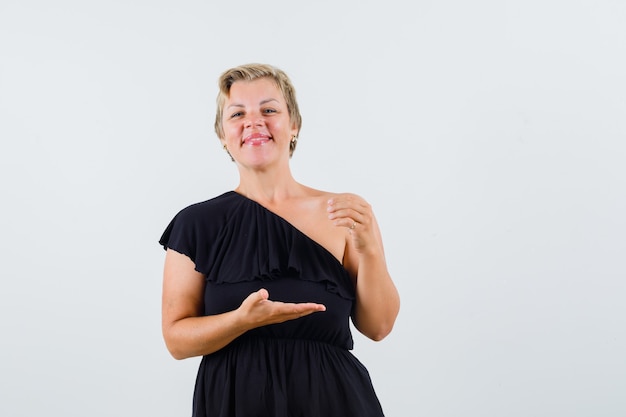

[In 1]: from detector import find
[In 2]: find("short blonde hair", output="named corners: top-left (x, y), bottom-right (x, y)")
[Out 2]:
top-left (214, 63), bottom-right (302, 156)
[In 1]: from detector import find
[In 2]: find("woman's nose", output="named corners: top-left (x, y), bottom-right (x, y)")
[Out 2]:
top-left (244, 115), bottom-right (265, 128)
top-left (244, 114), bottom-right (265, 128)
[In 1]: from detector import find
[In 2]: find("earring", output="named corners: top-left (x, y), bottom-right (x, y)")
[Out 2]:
top-left (289, 136), bottom-right (298, 158)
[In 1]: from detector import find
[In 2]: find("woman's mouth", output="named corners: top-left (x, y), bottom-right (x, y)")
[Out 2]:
top-left (242, 133), bottom-right (272, 146)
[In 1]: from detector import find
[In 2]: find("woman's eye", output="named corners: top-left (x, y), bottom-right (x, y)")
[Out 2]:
top-left (230, 111), bottom-right (243, 118)
top-left (263, 108), bottom-right (276, 114)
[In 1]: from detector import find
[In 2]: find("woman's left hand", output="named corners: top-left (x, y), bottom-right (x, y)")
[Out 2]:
top-left (327, 193), bottom-right (379, 255)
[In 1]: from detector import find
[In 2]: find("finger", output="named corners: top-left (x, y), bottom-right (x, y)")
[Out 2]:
top-left (327, 204), bottom-right (364, 223)
top-left (328, 206), bottom-right (361, 218)
top-left (274, 301), bottom-right (326, 313)
top-left (255, 288), bottom-right (269, 301)
top-left (327, 201), bottom-right (368, 225)
top-left (296, 302), bottom-right (326, 312)
top-left (290, 303), bottom-right (326, 318)
top-left (243, 288), bottom-right (269, 307)
top-left (327, 195), bottom-right (367, 212)
top-left (330, 216), bottom-right (357, 229)
top-left (328, 211), bottom-right (363, 230)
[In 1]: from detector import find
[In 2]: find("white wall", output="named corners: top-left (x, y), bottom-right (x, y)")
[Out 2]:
top-left (1, 1), bottom-right (624, 416)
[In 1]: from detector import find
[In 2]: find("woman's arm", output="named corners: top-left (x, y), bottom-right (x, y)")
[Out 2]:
top-left (161, 249), bottom-right (326, 359)
top-left (328, 194), bottom-right (400, 341)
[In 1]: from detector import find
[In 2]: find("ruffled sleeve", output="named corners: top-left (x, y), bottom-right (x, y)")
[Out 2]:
top-left (159, 192), bottom-right (355, 300)
top-left (158, 193), bottom-right (232, 273)
top-left (159, 207), bottom-right (197, 262)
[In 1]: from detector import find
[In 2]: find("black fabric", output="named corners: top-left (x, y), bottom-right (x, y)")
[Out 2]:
top-left (160, 191), bottom-right (385, 417)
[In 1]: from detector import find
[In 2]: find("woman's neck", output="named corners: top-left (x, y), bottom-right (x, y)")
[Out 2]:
top-left (235, 169), bottom-right (303, 205)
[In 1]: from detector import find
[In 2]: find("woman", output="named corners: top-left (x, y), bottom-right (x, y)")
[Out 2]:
top-left (159, 63), bottom-right (400, 416)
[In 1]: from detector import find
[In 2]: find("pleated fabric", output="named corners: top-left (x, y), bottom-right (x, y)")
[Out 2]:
top-left (160, 191), bottom-right (385, 417)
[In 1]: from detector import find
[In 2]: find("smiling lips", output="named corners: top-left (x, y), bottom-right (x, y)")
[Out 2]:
top-left (242, 132), bottom-right (272, 146)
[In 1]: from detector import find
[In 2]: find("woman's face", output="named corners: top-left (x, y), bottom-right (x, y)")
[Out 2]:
top-left (221, 77), bottom-right (297, 168)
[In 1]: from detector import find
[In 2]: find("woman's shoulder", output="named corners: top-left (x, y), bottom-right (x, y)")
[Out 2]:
top-left (173, 191), bottom-right (240, 219)
top-left (300, 185), bottom-right (362, 202)
top-left (297, 186), bottom-right (337, 207)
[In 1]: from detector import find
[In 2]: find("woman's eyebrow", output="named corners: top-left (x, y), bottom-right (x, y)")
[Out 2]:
top-left (260, 98), bottom-right (279, 105)
top-left (227, 98), bottom-right (280, 109)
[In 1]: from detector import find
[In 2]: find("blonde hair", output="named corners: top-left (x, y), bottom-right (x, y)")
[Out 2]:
top-left (214, 63), bottom-right (302, 157)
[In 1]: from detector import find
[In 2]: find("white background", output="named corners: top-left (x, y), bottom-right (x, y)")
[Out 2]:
top-left (1, 1), bottom-right (625, 416)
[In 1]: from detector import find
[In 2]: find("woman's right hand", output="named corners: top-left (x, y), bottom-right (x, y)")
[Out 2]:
top-left (238, 288), bottom-right (326, 327)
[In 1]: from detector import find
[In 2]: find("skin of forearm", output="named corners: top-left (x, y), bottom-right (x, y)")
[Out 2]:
top-left (164, 310), bottom-right (250, 360)
top-left (352, 253), bottom-right (400, 341)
